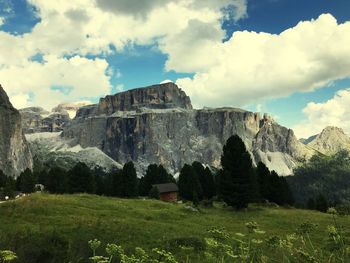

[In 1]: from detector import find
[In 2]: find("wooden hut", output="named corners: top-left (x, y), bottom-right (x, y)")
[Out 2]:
top-left (153, 183), bottom-right (178, 202)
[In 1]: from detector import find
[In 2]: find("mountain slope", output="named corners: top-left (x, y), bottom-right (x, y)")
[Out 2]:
top-left (306, 126), bottom-right (350, 154)
top-left (26, 132), bottom-right (122, 172)
top-left (0, 85), bottom-right (33, 176)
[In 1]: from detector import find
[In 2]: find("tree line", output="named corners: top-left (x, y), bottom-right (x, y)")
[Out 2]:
top-left (1, 135), bottom-right (295, 210)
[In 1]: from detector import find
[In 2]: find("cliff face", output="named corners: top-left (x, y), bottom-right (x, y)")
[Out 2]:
top-left (97, 82), bottom-right (192, 115)
top-left (63, 83), bottom-right (311, 175)
top-left (19, 102), bottom-right (90, 134)
top-left (0, 85), bottom-right (33, 176)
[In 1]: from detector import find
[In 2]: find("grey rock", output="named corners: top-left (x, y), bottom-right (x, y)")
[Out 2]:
top-left (0, 85), bottom-right (33, 176)
top-left (306, 126), bottom-right (350, 154)
top-left (63, 83), bottom-right (312, 176)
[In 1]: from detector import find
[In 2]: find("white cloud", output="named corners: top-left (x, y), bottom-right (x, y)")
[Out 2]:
top-left (0, 0), bottom-right (246, 109)
top-left (293, 89), bottom-right (350, 138)
top-left (0, 55), bottom-right (111, 109)
top-left (172, 14), bottom-right (350, 109)
top-left (0, 17), bottom-right (4, 26)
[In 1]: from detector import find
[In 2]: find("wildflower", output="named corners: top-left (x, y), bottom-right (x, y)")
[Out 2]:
top-left (245, 221), bottom-right (259, 233)
top-left (327, 207), bottom-right (338, 215)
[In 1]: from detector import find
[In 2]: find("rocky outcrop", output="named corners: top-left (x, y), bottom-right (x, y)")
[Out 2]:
top-left (305, 126), bottom-right (350, 154)
top-left (20, 102), bottom-right (90, 134)
top-left (62, 83), bottom-right (312, 175)
top-left (97, 82), bottom-right (192, 115)
top-left (0, 85), bottom-right (33, 176)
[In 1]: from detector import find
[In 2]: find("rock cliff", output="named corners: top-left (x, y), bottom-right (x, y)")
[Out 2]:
top-left (0, 85), bottom-right (33, 176)
top-left (63, 83), bottom-right (312, 175)
top-left (20, 102), bottom-right (90, 133)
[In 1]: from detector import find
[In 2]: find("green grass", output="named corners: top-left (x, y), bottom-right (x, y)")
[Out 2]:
top-left (0, 193), bottom-right (349, 262)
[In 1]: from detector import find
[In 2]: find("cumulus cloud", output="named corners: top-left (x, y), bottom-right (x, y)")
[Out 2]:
top-left (173, 14), bottom-right (350, 108)
top-left (293, 89), bottom-right (350, 138)
top-left (1, 0), bottom-right (246, 109)
top-left (0, 55), bottom-right (111, 109)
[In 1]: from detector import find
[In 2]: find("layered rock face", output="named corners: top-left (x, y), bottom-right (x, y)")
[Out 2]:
top-left (304, 126), bottom-right (350, 154)
top-left (20, 102), bottom-right (90, 134)
top-left (97, 82), bottom-right (192, 115)
top-left (63, 83), bottom-right (311, 175)
top-left (0, 85), bottom-right (33, 176)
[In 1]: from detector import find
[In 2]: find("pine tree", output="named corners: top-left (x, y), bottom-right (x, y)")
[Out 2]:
top-left (219, 135), bottom-right (254, 209)
top-left (121, 161), bottom-right (138, 197)
top-left (68, 162), bottom-right (95, 194)
top-left (178, 164), bottom-right (202, 201)
top-left (315, 194), bottom-right (328, 212)
top-left (46, 166), bottom-right (69, 194)
top-left (256, 162), bottom-right (270, 201)
top-left (17, 169), bottom-right (36, 193)
top-left (204, 167), bottom-right (216, 199)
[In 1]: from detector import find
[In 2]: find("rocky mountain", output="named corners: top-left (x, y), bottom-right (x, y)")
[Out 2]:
top-left (20, 102), bottom-right (90, 133)
top-left (26, 132), bottom-right (122, 172)
top-left (303, 126), bottom-right (350, 154)
top-left (62, 82), bottom-right (313, 175)
top-left (0, 85), bottom-right (33, 176)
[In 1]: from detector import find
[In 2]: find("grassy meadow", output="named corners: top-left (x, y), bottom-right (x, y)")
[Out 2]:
top-left (0, 193), bottom-right (349, 262)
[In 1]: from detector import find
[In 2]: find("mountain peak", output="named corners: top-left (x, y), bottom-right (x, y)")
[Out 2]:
top-left (0, 84), bottom-right (15, 110)
top-left (307, 126), bottom-right (350, 154)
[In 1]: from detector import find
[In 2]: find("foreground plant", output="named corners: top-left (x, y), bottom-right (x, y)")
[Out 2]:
top-left (0, 250), bottom-right (17, 263)
top-left (88, 240), bottom-right (178, 263)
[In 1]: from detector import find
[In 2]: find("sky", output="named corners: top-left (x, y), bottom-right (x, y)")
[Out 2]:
top-left (1, 0), bottom-right (350, 139)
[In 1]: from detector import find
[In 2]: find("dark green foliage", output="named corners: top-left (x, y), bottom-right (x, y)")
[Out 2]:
top-left (139, 164), bottom-right (175, 196)
top-left (68, 162), bottom-right (96, 194)
top-left (0, 170), bottom-right (16, 198)
top-left (315, 194), bottom-right (328, 212)
top-left (307, 198), bottom-right (316, 210)
top-left (218, 135), bottom-right (255, 209)
top-left (192, 162), bottom-right (216, 200)
top-left (178, 164), bottom-right (202, 201)
top-left (257, 162), bottom-right (270, 200)
top-left (17, 169), bottom-right (36, 193)
top-left (288, 150), bottom-right (350, 206)
top-left (45, 167), bottom-right (69, 194)
top-left (148, 186), bottom-right (160, 199)
top-left (256, 162), bottom-right (294, 205)
top-left (121, 161), bottom-right (138, 197)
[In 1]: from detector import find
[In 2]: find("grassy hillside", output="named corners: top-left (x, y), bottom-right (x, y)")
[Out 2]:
top-left (0, 193), bottom-right (349, 262)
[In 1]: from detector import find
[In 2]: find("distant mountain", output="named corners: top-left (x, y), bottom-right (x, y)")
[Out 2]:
top-left (26, 132), bottom-right (122, 172)
top-left (20, 102), bottom-right (91, 133)
top-left (304, 126), bottom-right (350, 154)
top-left (0, 85), bottom-right (33, 176)
top-left (61, 82), bottom-right (313, 175)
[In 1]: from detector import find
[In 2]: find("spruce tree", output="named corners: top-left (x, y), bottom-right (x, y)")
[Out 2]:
top-left (204, 167), bottom-right (216, 199)
top-left (46, 166), bottom-right (69, 194)
top-left (68, 162), bottom-right (95, 194)
top-left (256, 162), bottom-right (270, 201)
top-left (219, 135), bottom-right (254, 209)
top-left (121, 161), bottom-right (138, 197)
top-left (17, 168), bottom-right (36, 193)
top-left (178, 164), bottom-right (202, 201)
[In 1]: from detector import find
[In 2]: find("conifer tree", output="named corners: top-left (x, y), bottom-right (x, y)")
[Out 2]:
top-left (68, 162), bottom-right (95, 194)
top-left (121, 161), bottom-right (138, 197)
top-left (17, 168), bottom-right (36, 193)
top-left (219, 135), bottom-right (254, 209)
top-left (178, 164), bottom-right (202, 201)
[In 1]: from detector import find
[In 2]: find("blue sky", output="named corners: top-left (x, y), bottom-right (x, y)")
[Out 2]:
top-left (1, 0), bottom-right (350, 138)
